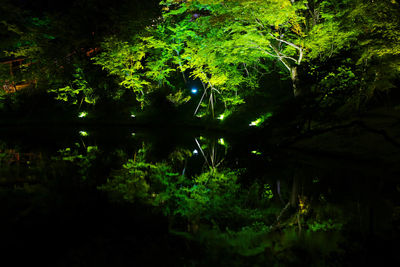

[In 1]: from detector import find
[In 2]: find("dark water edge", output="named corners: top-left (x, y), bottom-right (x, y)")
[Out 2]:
top-left (0, 124), bottom-right (399, 266)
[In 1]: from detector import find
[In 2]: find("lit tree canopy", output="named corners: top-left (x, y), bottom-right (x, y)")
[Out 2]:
top-left (93, 0), bottom-right (400, 115)
top-left (94, 1), bottom-right (358, 113)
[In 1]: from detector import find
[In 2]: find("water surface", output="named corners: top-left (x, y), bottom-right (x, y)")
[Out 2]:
top-left (0, 126), bottom-right (399, 266)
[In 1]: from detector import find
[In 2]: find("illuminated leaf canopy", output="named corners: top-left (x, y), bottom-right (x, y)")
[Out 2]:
top-left (93, 0), bottom-right (400, 115)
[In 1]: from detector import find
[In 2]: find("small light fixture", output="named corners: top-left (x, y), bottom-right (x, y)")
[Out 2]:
top-left (249, 118), bottom-right (261, 126)
top-left (191, 88), bottom-right (198, 94)
top-left (218, 138), bottom-right (225, 146)
top-left (251, 150), bottom-right (262, 155)
top-left (78, 111), bottom-right (87, 118)
top-left (79, 131), bottom-right (89, 137)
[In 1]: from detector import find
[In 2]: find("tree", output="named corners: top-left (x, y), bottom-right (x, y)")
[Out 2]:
top-left (349, 0), bottom-right (400, 102)
top-left (94, 0), bottom-right (400, 117)
top-left (94, 0), bottom-right (361, 117)
top-left (160, 0), bottom-right (356, 96)
top-left (0, 0), bottom-right (161, 106)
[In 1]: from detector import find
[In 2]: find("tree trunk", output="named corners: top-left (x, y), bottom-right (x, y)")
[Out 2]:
top-left (291, 66), bottom-right (300, 97)
top-left (290, 173), bottom-right (299, 208)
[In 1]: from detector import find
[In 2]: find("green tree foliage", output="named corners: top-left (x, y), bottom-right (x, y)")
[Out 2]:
top-left (349, 0), bottom-right (400, 98)
top-left (317, 64), bottom-right (360, 108)
top-left (95, 0), bottom-right (377, 117)
top-left (0, 0), bottom-right (161, 107)
top-left (98, 146), bottom-right (185, 207)
top-left (93, 16), bottom-right (202, 109)
top-left (56, 144), bottom-right (99, 181)
top-left (304, 0), bottom-right (400, 112)
top-left (174, 168), bottom-right (241, 221)
top-left (49, 65), bottom-right (97, 105)
top-left (2, 0), bottom-right (398, 116)
top-left (98, 140), bottom-right (277, 232)
top-left (93, 36), bottom-right (172, 106)
top-left (159, 0), bottom-right (357, 97)
top-left (97, 147), bottom-right (353, 263)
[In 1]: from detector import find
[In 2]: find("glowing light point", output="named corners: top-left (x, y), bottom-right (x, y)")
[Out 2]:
top-left (250, 118), bottom-right (262, 126)
top-left (218, 138), bottom-right (225, 146)
top-left (193, 149), bottom-right (198, 155)
top-left (79, 131), bottom-right (89, 137)
top-left (251, 150), bottom-right (262, 155)
top-left (191, 88), bottom-right (198, 94)
top-left (249, 113), bottom-right (273, 126)
top-left (78, 111), bottom-right (87, 118)
top-left (131, 114), bottom-right (136, 118)
top-left (131, 133), bottom-right (136, 136)
top-left (218, 114), bottom-right (224, 120)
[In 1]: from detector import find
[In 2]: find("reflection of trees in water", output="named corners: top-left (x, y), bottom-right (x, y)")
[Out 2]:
top-left (194, 136), bottom-right (228, 170)
top-left (2, 136), bottom-right (395, 265)
top-left (95, 138), bottom-right (355, 264)
top-left (0, 143), bottom-right (45, 185)
top-left (0, 148), bottom-right (42, 165)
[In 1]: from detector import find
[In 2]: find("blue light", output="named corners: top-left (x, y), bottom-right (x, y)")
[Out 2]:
top-left (191, 88), bottom-right (198, 94)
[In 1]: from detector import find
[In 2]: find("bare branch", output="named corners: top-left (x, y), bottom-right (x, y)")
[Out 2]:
top-left (194, 82), bottom-right (207, 116)
top-left (195, 138), bottom-right (210, 166)
top-left (276, 51), bottom-right (299, 64)
top-left (298, 47), bottom-right (303, 65)
top-left (269, 45), bottom-right (292, 73)
top-left (269, 33), bottom-right (301, 50)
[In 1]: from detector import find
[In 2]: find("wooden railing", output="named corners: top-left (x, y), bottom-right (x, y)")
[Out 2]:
top-left (1, 57), bottom-right (35, 93)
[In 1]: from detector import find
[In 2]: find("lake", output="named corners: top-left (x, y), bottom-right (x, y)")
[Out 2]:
top-left (0, 125), bottom-right (399, 266)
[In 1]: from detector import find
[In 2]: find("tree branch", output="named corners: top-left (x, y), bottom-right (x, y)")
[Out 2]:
top-left (269, 33), bottom-right (301, 50)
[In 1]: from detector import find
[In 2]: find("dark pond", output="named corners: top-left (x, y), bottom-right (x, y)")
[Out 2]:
top-left (0, 126), bottom-right (399, 266)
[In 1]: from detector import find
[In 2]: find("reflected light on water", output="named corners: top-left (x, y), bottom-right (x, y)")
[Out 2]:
top-left (79, 131), bottom-right (89, 137)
